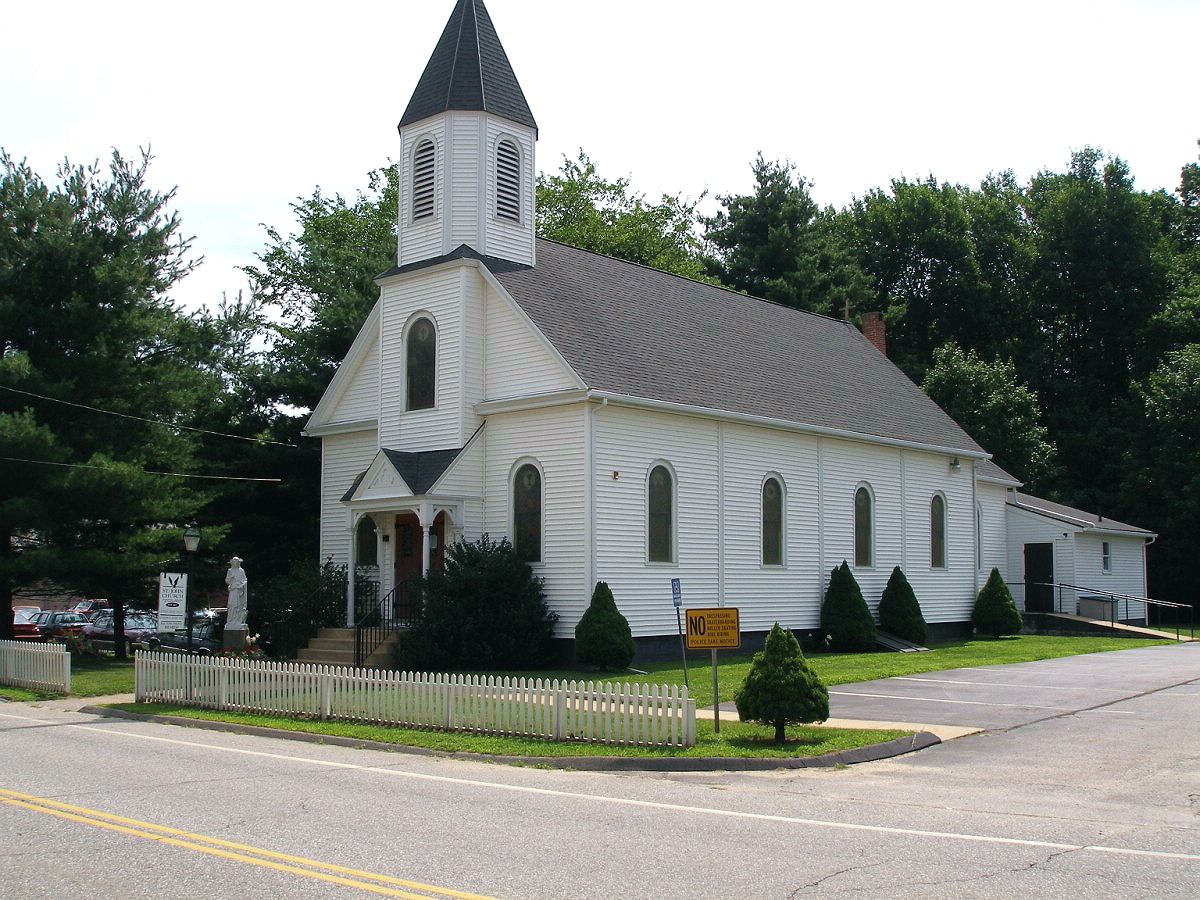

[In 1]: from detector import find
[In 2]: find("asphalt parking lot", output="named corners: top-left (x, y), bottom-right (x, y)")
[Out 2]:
top-left (821, 642), bottom-right (1200, 731)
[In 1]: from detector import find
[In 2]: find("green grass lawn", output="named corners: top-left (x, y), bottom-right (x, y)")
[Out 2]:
top-left (106, 702), bottom-right (910, 759)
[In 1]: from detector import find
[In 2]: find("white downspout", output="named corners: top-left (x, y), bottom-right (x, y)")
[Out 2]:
top-left (587, 397), bottom-right (607, 593)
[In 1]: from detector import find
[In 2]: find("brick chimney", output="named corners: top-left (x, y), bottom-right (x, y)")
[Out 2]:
top-left (861, 312), bottom-right (887, 356)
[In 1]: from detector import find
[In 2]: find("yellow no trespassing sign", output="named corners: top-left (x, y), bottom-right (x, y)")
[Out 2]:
top-left (684, 607), bottom-right (741, 650)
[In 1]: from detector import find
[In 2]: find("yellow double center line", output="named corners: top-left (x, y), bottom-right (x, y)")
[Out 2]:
top-left (0, 788), bottom-right (493, 899)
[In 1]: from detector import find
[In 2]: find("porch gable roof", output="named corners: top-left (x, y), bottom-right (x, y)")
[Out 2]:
top-left (341, 446), bottom-right (464, 503)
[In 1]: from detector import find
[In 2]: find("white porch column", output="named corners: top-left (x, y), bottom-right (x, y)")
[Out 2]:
top-left (421, 524), bottom-right (432, 576)
top-left (345, 519), bottom-right (357, 626)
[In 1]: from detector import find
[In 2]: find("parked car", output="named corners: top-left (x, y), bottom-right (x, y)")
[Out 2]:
top-left (13, 605), bottom-right (40, 618)
top-left (28, 610), bottom-right (89, 641)
top-left (141, 619), bottom-right (224, 655)
top-left (72, 599), bottom-right (112, 620)
top-left (11, 610), bottom-right (40, 641)
top-left (81, 611), bottom-right (158, 655)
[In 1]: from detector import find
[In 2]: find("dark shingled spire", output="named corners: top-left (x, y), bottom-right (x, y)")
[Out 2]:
top-left (399, 0), bottom-right (537, 133)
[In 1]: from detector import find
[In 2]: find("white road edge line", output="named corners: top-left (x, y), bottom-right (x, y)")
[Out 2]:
top-left (3, 711), bottom-right (1196, 864)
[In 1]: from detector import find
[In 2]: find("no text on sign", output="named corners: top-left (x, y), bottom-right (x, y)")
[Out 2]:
top-left (684, 607), bottom-right (741, 650)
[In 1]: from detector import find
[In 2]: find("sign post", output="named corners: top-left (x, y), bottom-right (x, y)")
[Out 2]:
top-left (684, 607), bottom-right (741, 733)
top-left (671, 579), bottom-right (688, 689)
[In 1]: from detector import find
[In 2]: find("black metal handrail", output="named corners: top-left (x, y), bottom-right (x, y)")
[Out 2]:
top-left (1015, 581), bottom-right (1195, 639)
top-left (353, 577), bottom-right (421, 667)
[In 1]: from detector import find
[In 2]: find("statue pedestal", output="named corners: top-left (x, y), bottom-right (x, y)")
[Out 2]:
top-left (223, 626), bottom-right (249, 651)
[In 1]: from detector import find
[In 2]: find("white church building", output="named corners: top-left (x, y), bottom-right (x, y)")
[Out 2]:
top-left (304, 0), bottom-right (1155, 651)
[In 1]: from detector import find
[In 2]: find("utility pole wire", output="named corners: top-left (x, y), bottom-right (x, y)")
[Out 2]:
top-left (0, 456), bottom-right (282, 483)
top-left (0, 384), bottom-right (311, 450)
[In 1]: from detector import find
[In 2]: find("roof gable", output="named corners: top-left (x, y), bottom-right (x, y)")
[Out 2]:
top-left (306, 302), bottom-right (380, 434)
top-left (492, 240), bottom-right (985, 454)
top-left (399, 0), bottom-right (536, 132)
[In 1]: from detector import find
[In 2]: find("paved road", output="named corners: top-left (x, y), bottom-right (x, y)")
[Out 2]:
top-left (2, 643), bottom-right (1198, 898)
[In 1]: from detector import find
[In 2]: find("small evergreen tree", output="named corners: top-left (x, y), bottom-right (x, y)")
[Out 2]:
top-left (820, 561), bottom-right (876, 651)
top-left (973, 568), bottom-right (1023, 638)
top-left (574, 581), bottom-right (635, 670)
top-left (878, 567), bottom-right (927, 645)
top-left (398, 535), bottom-right (558, 670)
top-left (734, 623), bottom-right (829, 744)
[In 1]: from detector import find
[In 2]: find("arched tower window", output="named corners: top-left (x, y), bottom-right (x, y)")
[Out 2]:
top-left (762, 476), bottom-right (784, 566)
top-left (512, 462), bottom-right (542, 562)
top-left (412, 139), bottom-right (436, 221)
top-left (495, 139), bottom-right (520, 221)
top-left (854, 485), bottom-right (874, 568)
top-left (406, 317), bottom-right (436, 410)
top-left (930, 494), bottom-right (947, 569)
top-left (648, 464), bottom-right (675, 563)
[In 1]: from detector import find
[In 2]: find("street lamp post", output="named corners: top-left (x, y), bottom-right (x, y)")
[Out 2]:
top-left (182, 523), bottom-right (201, 655)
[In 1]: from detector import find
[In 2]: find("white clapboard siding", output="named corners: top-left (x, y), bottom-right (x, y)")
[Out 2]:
top-left (593, 407), bottom-right (720, 638)
top-left (484, 120), bottom-right (535, 266)
top-left (719, 423), bottom-right (822, 632)
top-left (977, 482), bottom-right (1010, 580)
top-left (398, 123), bottom-right (446, 266)
top-left (1006, 505), bottom-right (1076, 612)
top-left (320, 430), bottom-right (379, 566)
top-left (378, 266), bottom-right (469, 450)
top-left (0, 640), bottom-right (70, 692)
top-left (484, 405), bottom-right (587, 633)
top-left (484, 281), bottom-right (577, 400)
top-left (134, 653), bottom-right (695, 748)
top-left (449, 114), bottom-right (482, 249)
top-left (328, 337), bottom-right (380, 424)
top-left (897, 450), bottom-right (979, 624)
top-left (1073, 533), bottom-right (1148, 621)
top-left (818, 437), bottom-right (903, 615)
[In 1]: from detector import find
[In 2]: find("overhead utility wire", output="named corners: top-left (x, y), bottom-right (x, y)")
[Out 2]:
top-left (0, 456), bottom-right (282, 483)
top-left (0, 385), bottom-right (309, 450)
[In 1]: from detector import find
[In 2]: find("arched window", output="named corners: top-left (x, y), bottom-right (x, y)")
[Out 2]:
top-left (648, 464), bottom-right (675, 563)
top-left (930, 494), bottom-right (947, 569)
top-left (406, 317), bottom-right (436, 410)
top-left (495, 139), bottom-right (520, 221)
top-left (762, 476), bottom-right (784, 566)
top-left (854, 485), bottom-right (873, 567)
top-left (412, 139), bottom-right (436, 221)
top-left (512, 462), bottom-right (542, 562)
top-left (355, 518), bottom-right (377, 567)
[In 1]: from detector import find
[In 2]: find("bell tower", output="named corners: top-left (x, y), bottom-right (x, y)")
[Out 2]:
top-left (396, 0), bottom-right (537, 268)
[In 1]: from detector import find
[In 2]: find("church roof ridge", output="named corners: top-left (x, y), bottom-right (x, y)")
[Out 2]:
top-left (399, 0), bottom-right (537, 133)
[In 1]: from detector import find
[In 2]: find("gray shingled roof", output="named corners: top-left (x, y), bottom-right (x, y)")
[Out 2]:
top-left (490, 240), bottom-right (986, 454)
top-left (341, 447), bottom-right (463, 501)
top-left (399, 0), bottom-right (537, 132)
top-left (1010, 493), bottom-right (1155, 536)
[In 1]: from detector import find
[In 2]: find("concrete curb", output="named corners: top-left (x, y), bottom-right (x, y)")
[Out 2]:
top-left (82, 705), bottom-right (940, 771)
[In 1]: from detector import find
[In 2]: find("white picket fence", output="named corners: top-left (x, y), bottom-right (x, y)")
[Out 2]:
top-left (135, 652), bottom-right (696, 748)
top-left (0, 640), bottom-right (71, 693)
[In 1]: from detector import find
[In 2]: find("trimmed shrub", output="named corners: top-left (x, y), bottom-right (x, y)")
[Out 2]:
top-left (878, 566), bottom-right (927, 645)
top-left (398, 535), bottom-right (559, 670)
top-left (734, 623), bottom-right (829, 744)
top-left (973, 567), bottom-right (1023, 638)
top-left (574, 581), bottom-right (635, 670)
top-left (820, 561), bottom-right (876, 651)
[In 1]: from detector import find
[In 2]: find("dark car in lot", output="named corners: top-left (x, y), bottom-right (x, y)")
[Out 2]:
top-left (141, 619), bottom-right (224, 655)
top-left (28, 610), bottom-right (89, 641)
top-left (81, 611), bottom-right (158, 655)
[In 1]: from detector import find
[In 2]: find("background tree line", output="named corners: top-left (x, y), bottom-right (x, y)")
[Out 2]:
top-left (2, 140), bottom-right (1196, 640)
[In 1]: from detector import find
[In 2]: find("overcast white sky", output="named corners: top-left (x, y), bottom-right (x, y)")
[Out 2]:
top-left (4, 0), bottom-right (1196, 312)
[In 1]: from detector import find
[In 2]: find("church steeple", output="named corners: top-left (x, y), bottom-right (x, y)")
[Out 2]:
top-left (400, 0), bottom-right (536, 134)
top-left (396, 0), bottom-right (537, 268)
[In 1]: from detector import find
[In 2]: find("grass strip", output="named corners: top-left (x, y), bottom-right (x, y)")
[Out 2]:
top-left (103, 702), bottom-right (909, 759)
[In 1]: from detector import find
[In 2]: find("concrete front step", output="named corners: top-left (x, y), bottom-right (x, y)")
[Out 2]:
top-left (296, 629), bottom-right (403, 667)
